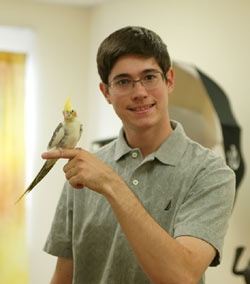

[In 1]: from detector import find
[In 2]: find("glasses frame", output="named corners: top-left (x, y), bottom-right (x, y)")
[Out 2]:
top-left (107, 71), bottom-right (167, 94)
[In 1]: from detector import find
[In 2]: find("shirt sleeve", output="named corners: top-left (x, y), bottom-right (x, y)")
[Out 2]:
top-left (173, 156), bottom-right (236, 266)
top-left (43, 181), bottom-right (73, 259)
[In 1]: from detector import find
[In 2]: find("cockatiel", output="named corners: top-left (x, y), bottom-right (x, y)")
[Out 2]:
top-left (15, 96), bottom-right (83, 203)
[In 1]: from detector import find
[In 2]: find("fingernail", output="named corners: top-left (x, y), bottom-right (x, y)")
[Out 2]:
top-left (41, 152), bottom-right (48, 159)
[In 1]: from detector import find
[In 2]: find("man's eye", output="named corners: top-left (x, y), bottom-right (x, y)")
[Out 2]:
top-left (115, 79), bottom-right (131, 86)
top-left (144, 74), bottom-right (156, 81)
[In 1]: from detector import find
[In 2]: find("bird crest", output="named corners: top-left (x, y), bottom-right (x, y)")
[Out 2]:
top-left (64, 95), bottom-right (73, 111)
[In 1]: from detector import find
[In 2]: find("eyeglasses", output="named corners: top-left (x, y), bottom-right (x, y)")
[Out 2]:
top-left (108, 71), bottom-right (166, 94)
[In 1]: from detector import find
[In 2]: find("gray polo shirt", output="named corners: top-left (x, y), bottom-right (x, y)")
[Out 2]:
top-left (44, 121), bottom-right (235, 284)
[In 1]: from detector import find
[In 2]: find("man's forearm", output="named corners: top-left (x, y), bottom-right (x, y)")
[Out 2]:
top-left (104, 181), bottom-right (212, 284)
top-left (50, 257), bottom-right (73, 284)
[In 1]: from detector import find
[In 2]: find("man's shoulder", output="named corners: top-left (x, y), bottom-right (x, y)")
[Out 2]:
top-left (181, 137), bottom-right (235, 183)
top-left (185, 137), bottom-right (225, 165)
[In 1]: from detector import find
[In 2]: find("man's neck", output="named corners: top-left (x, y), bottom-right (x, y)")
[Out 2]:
top-left (124, 121), bottom-right (173, 158)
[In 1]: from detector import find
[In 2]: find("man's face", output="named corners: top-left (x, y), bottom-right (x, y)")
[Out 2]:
top-left (100, 54), bottom-right (174, 133)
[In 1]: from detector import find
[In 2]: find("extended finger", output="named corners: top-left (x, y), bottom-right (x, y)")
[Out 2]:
top-left (42, 147), bottom-right (83, 160)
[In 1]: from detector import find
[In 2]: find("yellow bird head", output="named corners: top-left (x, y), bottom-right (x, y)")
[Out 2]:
top-left (63, 95), bottom-right (78, 121)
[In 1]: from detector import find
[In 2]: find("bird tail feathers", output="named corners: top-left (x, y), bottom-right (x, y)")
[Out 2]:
top-left (15, 159), bottom-right (57, 204)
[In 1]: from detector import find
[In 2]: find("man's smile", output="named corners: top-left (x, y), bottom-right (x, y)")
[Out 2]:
top-left (128, 103), bottom-right (156, 113)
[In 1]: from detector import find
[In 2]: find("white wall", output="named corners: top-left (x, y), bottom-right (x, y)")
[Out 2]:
top-left (0, 1), bottom-right (90, 283)
top-left (0, 0), bottom-right (249, 283)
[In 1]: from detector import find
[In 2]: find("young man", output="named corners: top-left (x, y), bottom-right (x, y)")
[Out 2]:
top-left (43, 26), bottom-right (235, 284)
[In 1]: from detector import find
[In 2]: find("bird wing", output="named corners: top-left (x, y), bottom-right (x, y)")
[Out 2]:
top-left (47, 122), bottom-right (65, 150)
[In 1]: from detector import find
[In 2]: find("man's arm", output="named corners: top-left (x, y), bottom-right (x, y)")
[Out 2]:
top-left (50, 257), bottom-right (73, 284)
top-left (105, 179), bottom-right (216, 284)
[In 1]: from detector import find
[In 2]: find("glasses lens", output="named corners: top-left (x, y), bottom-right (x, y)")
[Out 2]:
top-left (142, 72), bottom-right (162, 90)
top-left (111, 78), bottom-right (132, 93)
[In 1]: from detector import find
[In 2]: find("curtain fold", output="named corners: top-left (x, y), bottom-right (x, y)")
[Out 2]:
top-left (0, 51), bottom-right (29, 284)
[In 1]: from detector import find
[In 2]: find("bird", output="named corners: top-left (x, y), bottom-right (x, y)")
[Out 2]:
top-left (15, 96), bottom-right (83, 203)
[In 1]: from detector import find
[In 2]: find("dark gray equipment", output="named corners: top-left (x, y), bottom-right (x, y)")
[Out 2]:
top-left (232, 247), bottom-right (250, 284)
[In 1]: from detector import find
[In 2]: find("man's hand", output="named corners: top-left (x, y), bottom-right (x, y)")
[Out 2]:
top-left (42, 148), bottom-right (124, 197)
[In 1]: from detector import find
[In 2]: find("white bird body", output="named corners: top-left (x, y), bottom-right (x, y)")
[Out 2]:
top-left (15, 96), bottom-right (82, 203)
top-left (48, 118), bottom-right (82, 151)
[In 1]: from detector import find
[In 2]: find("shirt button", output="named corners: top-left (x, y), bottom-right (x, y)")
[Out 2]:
top-left (132, 152), bottom-right (138, 158)
top-left (133, 179), bottom-right (139, 186)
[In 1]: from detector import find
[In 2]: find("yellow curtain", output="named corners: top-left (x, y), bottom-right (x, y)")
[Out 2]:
top-left (0, 52), bottom-right (29, 283)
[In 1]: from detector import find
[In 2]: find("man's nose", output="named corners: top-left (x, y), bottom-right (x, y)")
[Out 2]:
top-left (131, 80), bottom-right (148, 100)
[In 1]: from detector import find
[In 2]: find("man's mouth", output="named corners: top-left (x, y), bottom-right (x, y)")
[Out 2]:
top-left (129, 103), bottom-right (155, 111)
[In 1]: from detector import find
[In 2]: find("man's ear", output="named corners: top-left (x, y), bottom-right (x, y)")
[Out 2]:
top-left (99, 82), bottom-right (112, 104)
top-left (166, 68), bottom-right (175, 94)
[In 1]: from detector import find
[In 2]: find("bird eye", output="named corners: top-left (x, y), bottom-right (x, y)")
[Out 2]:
top-left (71, 110), bottom-right (74, 113)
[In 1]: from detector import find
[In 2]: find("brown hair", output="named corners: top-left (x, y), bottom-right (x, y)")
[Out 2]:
top-left (97, 26), bottom-right (171, 84)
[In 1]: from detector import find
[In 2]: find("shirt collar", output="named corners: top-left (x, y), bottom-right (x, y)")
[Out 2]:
top-left (154, 121), bottom-right (189, 166)
top-left (114, 121), bottom-right (189, 166)
top-left (114, 129), bottom-right (133, 161)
